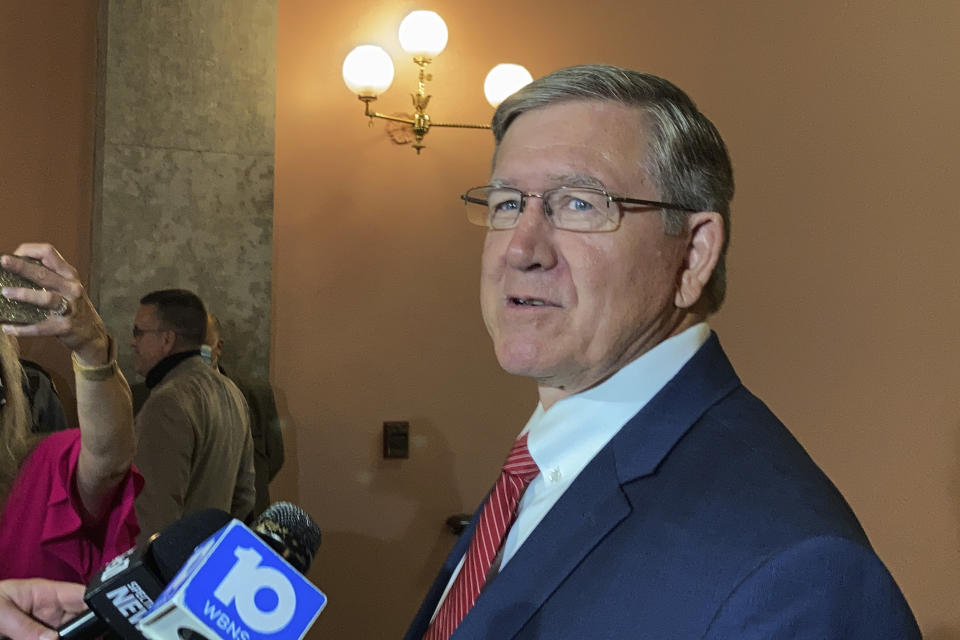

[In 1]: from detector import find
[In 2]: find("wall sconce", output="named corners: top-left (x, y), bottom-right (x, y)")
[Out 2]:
top-left (342, 10), bottom-right (532, 154)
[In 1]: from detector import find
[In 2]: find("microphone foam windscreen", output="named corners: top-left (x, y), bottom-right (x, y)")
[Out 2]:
top-left (150, 508), bottom-right (233, 582)
top-left (254, 502), bottom-right (322, 573)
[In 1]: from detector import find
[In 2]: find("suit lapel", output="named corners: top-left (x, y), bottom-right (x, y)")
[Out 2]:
top-left (453, 446), bottom-right (629, 639)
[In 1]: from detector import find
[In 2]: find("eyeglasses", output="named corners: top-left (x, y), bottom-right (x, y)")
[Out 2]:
top-left (461, 185), bottom-right (698, 232)
top-left (132, 326), bottom-right (168, 339)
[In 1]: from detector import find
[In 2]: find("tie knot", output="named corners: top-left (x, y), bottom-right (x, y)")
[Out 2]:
top-left (503, 433), bottom-right (539, 484)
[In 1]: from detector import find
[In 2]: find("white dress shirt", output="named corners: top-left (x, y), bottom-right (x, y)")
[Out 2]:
top-left (432, 322), bottom-right (711, 616)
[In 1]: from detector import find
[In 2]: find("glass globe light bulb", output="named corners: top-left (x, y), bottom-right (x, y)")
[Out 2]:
top-left (484, 64), bottom-right (533, 107)
top-left (342, 45), bottom-right (395, 97)
top-left (398, 10), bottom-right (448, 58)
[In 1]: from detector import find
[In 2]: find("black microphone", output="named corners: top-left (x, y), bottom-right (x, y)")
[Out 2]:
top-left (58, 509), bottom-right (233, 640)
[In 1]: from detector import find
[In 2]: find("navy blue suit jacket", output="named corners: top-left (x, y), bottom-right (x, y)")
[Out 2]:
top-left (404, 334), bottom-right (920, 639)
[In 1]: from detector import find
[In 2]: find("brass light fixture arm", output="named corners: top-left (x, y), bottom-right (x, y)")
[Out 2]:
top-left (356, 55), bottom-right (491, 153)
top-left (359, 97), bottom-right (415, 126)
top-left (429, 122), bottom-right (491, 130)
top-left (358, 99), bottom-right (490, 129)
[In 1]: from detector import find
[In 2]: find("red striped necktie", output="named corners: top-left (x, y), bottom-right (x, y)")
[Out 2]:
top-left (424, 433), bottom-right (540, 640)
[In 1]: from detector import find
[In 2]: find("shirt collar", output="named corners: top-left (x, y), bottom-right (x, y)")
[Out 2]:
top-left (145, 350), bottom-right (201, 388)
top-left (522, 322), bottom-right (711, 481)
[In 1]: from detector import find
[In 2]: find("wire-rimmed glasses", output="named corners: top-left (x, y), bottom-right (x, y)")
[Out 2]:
top-left (461, 185), bottom-right (698, 232)
top-left (132, 326), bottom-right (169, 339)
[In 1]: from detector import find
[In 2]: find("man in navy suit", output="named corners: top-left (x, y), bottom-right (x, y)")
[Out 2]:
top-left (404, 65), bottom-right (920, 639)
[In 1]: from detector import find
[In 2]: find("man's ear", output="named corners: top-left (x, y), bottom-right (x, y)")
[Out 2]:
top-left (675, 211), bottom-right (724, 309)
top-left (160, 329), bottom-right (178, 356)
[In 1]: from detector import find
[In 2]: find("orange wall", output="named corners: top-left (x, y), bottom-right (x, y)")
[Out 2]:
top-left (6, 1), bottom-right (954, 637)
top-left (0, 2), bottom-right (98, 413)
top-left (275, 0), bottom-right (959, 637)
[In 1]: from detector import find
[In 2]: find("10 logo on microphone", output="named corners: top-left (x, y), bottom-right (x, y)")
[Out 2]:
top-left (139, 520), bottom-right (327, 640)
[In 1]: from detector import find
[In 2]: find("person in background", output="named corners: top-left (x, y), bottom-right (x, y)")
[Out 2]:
top-left (130, 289), bottom-right (254, 540)
top-left (0, 578), bottom-right (86, 640)
top-left (4, 335), bottom-right (70, 433)
top-left (133, 312), bottom-right (285, 520)
top-left (21, 359), bottom-right (69, 434)
top-left (0, 243), bottom-right (140, 582)
top-left (404, 65), bottom-right (919, 639)
top-left (202, 313), bottom-right (284, 520)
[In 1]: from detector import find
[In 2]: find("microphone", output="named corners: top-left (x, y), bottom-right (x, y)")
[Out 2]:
top-left (138, 502), bottom-right (327, 640)
top-left (251, 501), bottom-right (322, 574)
top-left (58, 508), bottom-right (233, 640)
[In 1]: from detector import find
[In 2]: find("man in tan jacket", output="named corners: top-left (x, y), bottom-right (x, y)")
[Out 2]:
top-left (130, 289), bottom-right (254, 540)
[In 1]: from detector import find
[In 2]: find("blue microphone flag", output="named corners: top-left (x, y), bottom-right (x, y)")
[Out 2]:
top-left (138, 520), bottom-right (327, 640)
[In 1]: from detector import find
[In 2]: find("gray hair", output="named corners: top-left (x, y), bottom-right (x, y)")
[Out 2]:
top-left (492, 64), bottom-right (734, 312)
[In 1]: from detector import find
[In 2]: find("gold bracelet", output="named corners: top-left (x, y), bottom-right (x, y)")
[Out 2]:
top-left (72, 335), bottom-right (119, 381)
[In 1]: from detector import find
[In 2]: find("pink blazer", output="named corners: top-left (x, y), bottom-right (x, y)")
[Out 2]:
top-left (0, 429), bottom-right (142, 581)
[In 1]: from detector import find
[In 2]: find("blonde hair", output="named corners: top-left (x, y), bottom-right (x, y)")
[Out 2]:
top-left (0, 334), bottom-right (35, 506)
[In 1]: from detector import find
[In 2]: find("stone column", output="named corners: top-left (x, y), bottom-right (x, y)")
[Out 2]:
top-left (94, 0), bottom-right (277, 382)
